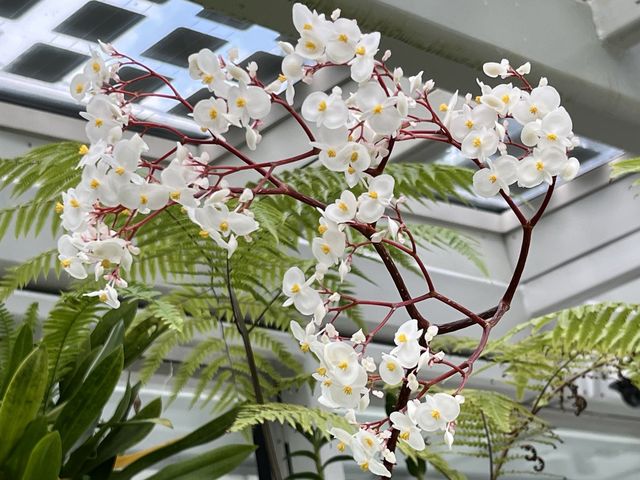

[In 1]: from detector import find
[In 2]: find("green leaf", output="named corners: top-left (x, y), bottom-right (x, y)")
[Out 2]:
top-left (2, 417), bottom-right (47, 480)
top-left (90, 300), bottom-right (137, 348)
top-left (114, 407), bottom-right (239, 479)
top-left (611, 157), bottom-right (640, 181)
top-left (20, 432), bottom-right (61, 480)
top-left (0, 346), bottom-right (48, 464)
top-left (54, 346), bottom-right (123, 455)
top-left (0, 323), bottom-right (33, 397)
top-left (146, 444), bottom-right (255, 480)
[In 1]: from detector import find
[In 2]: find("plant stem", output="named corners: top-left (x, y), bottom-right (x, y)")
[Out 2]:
top-left (480, 411), bottom-right (495, 480)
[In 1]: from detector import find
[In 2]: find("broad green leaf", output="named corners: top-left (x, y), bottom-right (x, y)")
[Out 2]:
top-left (2, 417), bottom-right (47, 479)
top-left (0, 346), bottom-right (48, 464)
top-left (114, 407), bottom-right (239, 479)
top-left (0, 323), bottom-right (33, 396)
top-left (20, 432), bottom-right (61, 480)
top-left (146, 444), bottom-right (255, 480)
top-left (54, 346), bottom-right (123, 454)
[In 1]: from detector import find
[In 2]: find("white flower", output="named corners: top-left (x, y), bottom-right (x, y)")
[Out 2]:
top-left (424, 325), bottom-right (438, 342)
top-left (60, 188), bottom-right (91, 232)
top-left (160, 159), bottom-right (199, 208)
top-left (295, 31), bottom-right (326, 59)
top-left (326, 18), bottom-right (361, 63)
top-left (84, 49), bottom-right (109, 84)
top-left (517, 147), bottom-right (567, 187)
top-left (349, 32), bottom-right (380, 82)
top-left (79, 162), bottom-right (118, 206)
top-left (482, 59), bottom-right (510, 79)
top-left (290, 320), bottom-right (319, 353)
top-left (449, 104), bottom-right (497, 142)
top-left (561, 157), bottom-right (580, 181)
top-left (312, 229), bottom-right (346, 266)
top-left (227, 82), bottom-right (272, 126)
top-left (480, 83), bottom-right (521, 115)
top-left (323, 341), bottom-right (361, 385)
top-left (355, 83), bottom-right (402, 135)
top-left (187, 48), bottom-right (228, 96)
top-left (390, 319), bottom-right (423, 368)
top-left (301, 90), bottom-right (349, 128)
top-left (356, 174), bottom-right (395, 224)
top-left (511, 85), bottom-right (561, 125)
top-left (337, 142), bottom-right (371, 187)
top-left (325, 190), bottom-right (357, 223)
top-left (79, 94), bottom-right (125, 143)
top-left (311, 125), bottom-right (349, 170)
top-left (460, 127), bottom-right (499, 160)
top-left (193, 98), bottom-right (230, 135)
top-left (329, 427), bottom-right (353, 454)
top-left (521, 107), bottom-right (573, 149)
top-left (351, 430), bottom-right (390, 477)
top-left (472, 155), bottom-right (519, 197)
top-left (407, 372), bottom-right (420, 392)
top-left (85, 284), bottom-right (120, 309)
top-left (57, 235), bottom-right (87, 279)
top-left (70, 73), bottom-right (90, 101)
top-left (282, 267), bottom-right (323, 315)
top-left (351, 329), bottom-right (366, 344)
top-left (437, 90), bottom-right (458, 127)
top-left (107, 134), bottom-right (146, 185)
top-left (390, 411), bottom-right (425, 450)
top-left (191, 204), bottom-right (259, 238)
top-left (292, 3), bottom-right (328, 37)
top-left (409, 393), bottom-right (461, 432)
top-left (379, 353), bottom-right (403, 386)
top-left (120, 183), bottom-right (169, 214)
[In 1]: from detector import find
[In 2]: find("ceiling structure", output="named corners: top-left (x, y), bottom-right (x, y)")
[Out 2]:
top-left (0, 1), bottom-right (639, 479)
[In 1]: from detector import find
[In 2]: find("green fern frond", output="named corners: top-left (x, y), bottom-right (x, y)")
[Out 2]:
top-left (231, 402), bottom-right (353, 438)
top-left (0, 249), bottom-right (60, 301)
top-left (0, 303), bottom-right (15, 380)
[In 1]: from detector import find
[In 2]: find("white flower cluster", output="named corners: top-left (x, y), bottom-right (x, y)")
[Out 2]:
top-left (59, 3), bottom-right (579, 474)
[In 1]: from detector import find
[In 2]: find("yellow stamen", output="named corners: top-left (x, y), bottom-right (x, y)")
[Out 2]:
top-left (290, 283), bottom-right (301, 294)
top-left (347, 166), bottom-right (356, 174)
top-left (360, 462), bottom-right (369, 472)
top-left (489, 174), bottom-right (498, 184)
top-left (94, 118), bottom-right (103, 127)
top-left (399, 431), bottom-right (410, 440)
top-left (203, 74), bottom-right (213, 84)
top-left (318, 100), bottom-right (327, 112)
top-left (472, 137), bottom-right (482, 147)
top-left (278, 73), bottom-right (287, 82)
top-left (535, 161), bottom-right (544, 171)
top-left (373, 104), bottom-right (383, 114)
top-left (343, 386), bottom-right (353, 395)
top-left (90, 178), bottom-right (100, 189)
top-left (323, 379), bottom-right (332, 387)
top-left (475, 95), bottom-right (482, 103)
top-left (78, 144), bottom-right (89, 155)
top-left (235, 97), bottom-right (246, 108)
top-left (75, 84), bottom-right (84, 94)
top-left (139, 194), bottom-right (148, 205)
top-left (320, 243), bottom-right (331, 254)
top-left (465, 119), bottom-right (474, 129)
top-left (501, 94), bottom-right (510, 104)
top-left (365, 438), bottom-right (374, 447)
top-left (338, 201), bottom-right (348, 212)
top-left (386, 361), bottom-right (396, 371)
top-left (198, 230), bottom-right (209, 238)
top-left (397, 333), bottom-right (407, 343)
top-left (55, 202), bottom-right (64, 214)
top-left (439, 103), bottom-right (448, 112)
top-left (92, 62), bottom-right (101, 73)
top-left (529, 105), bottom-right (538, 114)
top-left (546, 133), bottom-right (557, 141)
top-left (300, 342), bottom-right (310, 352)
top-left (355, 46), bottom-right (365, 55)
top-left (318, 224), bottom-right (328, 234)
top-left (99, 292), bottom-right (108, 302)
top-left (303, 22), bottom-right (312, 30)
top-left (350, 151), bottom-right (359, 162)
top-left (327, 148), bottom-right (336, 158)
top-left (70, 198), bottom-right (80, 208)
top-left (338, 361), bottom-right (348, 370)
top-left (338, 33), bottom-right (348, 42)
top-left (170, 191), bottom-right (181, 201)
top-left (431, 409), bottom-right (441, 420)
top-left (337, 442), bottom-right (346, 452)
top-left (101, 259), bottom-right (111, 268)
top-left (115, 166), bottom-right (125, 175)
top-left (368, 191), bottom-right (378, 199)
top-left (60, 259), bottom-right (71, 268)
top-left (316, 366), bottom-right (327, 376)
top-left (305, 41), bottom-right (317, 51)
top-left (121, 209), bottom-right (131, 216)
top-left (209, 108), bottom-right (218, 119)
top-left (219, 221), bottom-right (229, 232)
